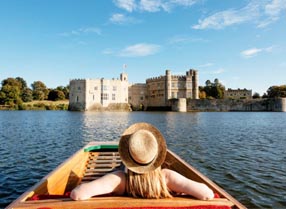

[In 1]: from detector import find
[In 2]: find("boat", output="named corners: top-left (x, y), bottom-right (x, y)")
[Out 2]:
top-left (6, 141), bottom-right (246, 209)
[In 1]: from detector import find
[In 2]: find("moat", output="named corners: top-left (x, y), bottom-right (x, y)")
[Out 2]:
top-left (1, 111), bottom-right (286, 209)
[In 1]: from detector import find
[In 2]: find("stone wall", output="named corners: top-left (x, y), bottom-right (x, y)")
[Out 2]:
top-left (186, 98), bottom-right (286, 112)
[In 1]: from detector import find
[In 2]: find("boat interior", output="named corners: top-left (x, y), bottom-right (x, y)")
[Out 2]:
top-left (7, 143), bottom-right (245, 209)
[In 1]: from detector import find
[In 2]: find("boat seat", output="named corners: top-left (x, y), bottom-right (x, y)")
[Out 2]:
top-left (81, 151), bottom-right (123, 184)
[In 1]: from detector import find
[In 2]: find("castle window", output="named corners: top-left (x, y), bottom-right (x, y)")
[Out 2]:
top-left (76, 96), bottom-right (79, 102)
top-left (94, 86), bottom-right (98, 91)
top-left (112, 94), bottom-right (116, 100)
top-left (101, 93), bottom-right (109, 100)
top-left (78, 86), bottom-right (81, 90)
top-left (113, 86), bottom-right (117, 91)
top-left (172, 92), bottom-right (177, 98)
top-left (103, 85), bottom-right (108, 91)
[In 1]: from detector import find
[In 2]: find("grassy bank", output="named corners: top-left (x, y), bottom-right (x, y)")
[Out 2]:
top-left (0, 100), bottom-right (69, 110)
top-left (23, 100), bottom-right (69, 110)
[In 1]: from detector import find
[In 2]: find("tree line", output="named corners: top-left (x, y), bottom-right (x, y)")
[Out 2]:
top-left (199, 78), bottom-right (286, 99)
top-left (0, 77), bottom-right (69, 108)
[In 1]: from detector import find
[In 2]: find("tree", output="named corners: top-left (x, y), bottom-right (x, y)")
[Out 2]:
top-left (201, 79), bottom-right (225, 99)
top-left (16, 77), bottom-right (27, 90)
top-left (22, 88), bottom-right (33, 102)
top-left (48, 89), bottom-right (65, 101)
top-left (0, 78), bottom-right (23, 105)
top-left (56, 85), bottom-right (69, 99)
top-left (31, 81), bottom-right (49, 100)
top-left (205, 80), bottom-right (211, 87)
top-left (267, 85), bottom-right (286, 98)
top-left (262, 93), bottom-right (268, 98)
top-left (252, 92), bottom-right (260, 99)
top-left (199, 90), bottom-right (207, 99)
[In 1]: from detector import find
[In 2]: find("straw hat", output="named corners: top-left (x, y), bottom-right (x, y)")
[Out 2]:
top-left (119, 123), bottom-right (167, 174)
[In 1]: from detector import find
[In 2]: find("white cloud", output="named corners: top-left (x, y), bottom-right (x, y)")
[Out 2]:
top-left (109, 13), bottom-right (141, 24)
top-left (265, 0), bottom-right (286, 17)
top-left (170, 0), bottom-right (197, 7)
top-left (241, 48), bottom-right (263, 57)
top-left (192, 0), bottom-right (286, 30)
top-left (109, 13), bottom-right (128, 24)
top-left (168, 35), bottom-right (208, 44)
top-left (59, 27), bottom-right (101, 36)
top-left (258, 0), bottom-right (286, 28)
top-left (119, 43), bottom-right (161, 57)
top-left (241, 46), bottom-right (274, 58)
top-left (113, 0), bottom-right (137, 12)
top-left (197, 63), bottom-right (214, 68)
top-left (192, 1), bottom-right (260, 29)
top-left (139, 0), bottom-right (163, 12)
top-left (113, 0), bottom-right (197, 13)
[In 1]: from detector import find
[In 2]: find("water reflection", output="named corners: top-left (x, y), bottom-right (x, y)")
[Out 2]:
top-left (0, 111), bottom-right (286, 209)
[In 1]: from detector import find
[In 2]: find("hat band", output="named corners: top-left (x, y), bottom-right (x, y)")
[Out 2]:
top-left (128, 149), bottom-right (157, 166)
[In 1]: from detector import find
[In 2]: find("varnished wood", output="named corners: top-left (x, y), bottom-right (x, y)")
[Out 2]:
top-left (6, 141), bottom-right (246, 209)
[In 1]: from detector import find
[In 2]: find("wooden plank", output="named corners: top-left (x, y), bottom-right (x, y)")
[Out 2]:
top-left (164, 150), bottom-right (247, 209)
top-left (6, 147), bottom-right (89, 209)
top-left (6, 196), bottom-right (234, 209)
top-left (6, 141), bottom-right (245, 209)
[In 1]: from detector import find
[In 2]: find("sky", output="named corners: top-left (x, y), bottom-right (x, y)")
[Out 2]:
top-left (0, 0), bottom-right (285, 95)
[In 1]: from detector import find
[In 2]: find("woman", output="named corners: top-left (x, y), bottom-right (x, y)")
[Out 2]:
top-left (70, 123), bottom-right (214, 201)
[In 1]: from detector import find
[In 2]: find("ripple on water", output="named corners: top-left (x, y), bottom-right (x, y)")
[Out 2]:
top-left (1, 111), bottom-right (286, 209)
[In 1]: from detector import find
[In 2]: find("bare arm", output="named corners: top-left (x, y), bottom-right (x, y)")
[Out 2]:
top-left (162, 168), bottom-right (214, 200)
top-left (70, 170), bottom-right (126, 201)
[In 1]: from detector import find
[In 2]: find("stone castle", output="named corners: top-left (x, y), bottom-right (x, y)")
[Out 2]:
top-left (69, 73), bottom-right (129, 111)
top-left (68, 69), bottom-right (286, 112)
top-left (69, 69), bottom-right (199, 111)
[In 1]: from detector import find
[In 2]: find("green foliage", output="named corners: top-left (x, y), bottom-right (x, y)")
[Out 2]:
top-left (56, 85), bottom-right (69, 99)
top-left (252, 92), bottom-right (260, 99)
top-left (0, 76), bottom-right (69, 110)
top-left (48, 89), bottom-right (66, 101)
top-left (22, 88), bottom-right (33, 102)
top-left (0, 78), bottom-right (23, 105)
top-left (31, 81), bottom-right (49, 100)
top-left (262, 93), bottom-right (268, 98)
top-left (16, 77), bottom-right (27, 90)
top-left (267, 85), bottom-right (286, 98)
top-left (200, 78), bottom-right (225, 99)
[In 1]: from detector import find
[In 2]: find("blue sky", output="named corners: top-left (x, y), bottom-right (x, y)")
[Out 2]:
top-left (0, 0), bottom-right (285, 95)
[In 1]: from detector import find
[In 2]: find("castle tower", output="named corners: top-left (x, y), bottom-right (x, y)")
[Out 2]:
top-left (120, 73), bottom-right (128, 82)
top-left (191, 69), bottom-right (199, 99)
top-left (165, 70), bottom-right (172, 103)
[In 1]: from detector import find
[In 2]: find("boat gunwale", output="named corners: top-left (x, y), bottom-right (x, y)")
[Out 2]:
top-left (6, 141), bottom-right (246, 209)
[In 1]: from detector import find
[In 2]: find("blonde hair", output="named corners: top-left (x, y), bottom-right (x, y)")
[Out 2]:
top-left (126, 167), bottom-right (172, 199)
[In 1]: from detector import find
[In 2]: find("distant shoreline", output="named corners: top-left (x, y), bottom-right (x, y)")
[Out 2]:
top-left (0, 100), bottom-right (69, 110)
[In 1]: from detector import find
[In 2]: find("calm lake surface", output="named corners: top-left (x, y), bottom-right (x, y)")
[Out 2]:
top-left (0, 111), bottom-right (285, 209)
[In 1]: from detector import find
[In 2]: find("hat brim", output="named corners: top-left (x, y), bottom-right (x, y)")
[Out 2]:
top-left (119, 123), bottom-right (167, 174)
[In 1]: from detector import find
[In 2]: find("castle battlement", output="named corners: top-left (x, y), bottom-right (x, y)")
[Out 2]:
top-left (146, 75), bottom-right (166, 82)
top-left (70, 79), bottom-right (86, 81)
top-left (171, 75), bottom-right (186, 81)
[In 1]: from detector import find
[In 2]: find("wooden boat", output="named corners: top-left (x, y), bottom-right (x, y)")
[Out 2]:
top-left (6, 141), bottom-right (246, 209)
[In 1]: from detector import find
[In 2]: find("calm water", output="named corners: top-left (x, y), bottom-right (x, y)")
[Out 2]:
top-left (0, 111), bottom-right (285, 209)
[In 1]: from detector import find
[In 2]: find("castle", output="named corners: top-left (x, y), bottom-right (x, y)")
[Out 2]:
top-left (69, 69), bottom-right (199, 111)
top-left (224, 88), bottom-right (252, 99)
top-left (69, 73), bottom-right (129, 111)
